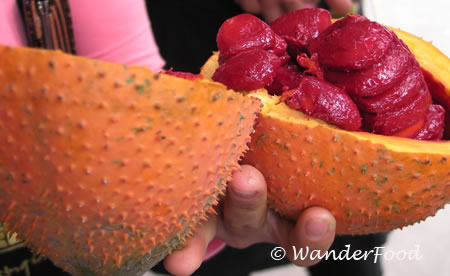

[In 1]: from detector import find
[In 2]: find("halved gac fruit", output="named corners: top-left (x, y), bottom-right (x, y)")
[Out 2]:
top-left (0, 45), bottom-right (260, 275)
top-left (201, 27), bottom-right (450, 235)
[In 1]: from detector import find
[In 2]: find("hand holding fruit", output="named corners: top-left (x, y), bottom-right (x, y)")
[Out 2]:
top-left (0, 6), bottom-right (448, 276)
top-left (234, 0), bottom-right (355, 22)
top-left (164, 165), bottom-right (336, 275)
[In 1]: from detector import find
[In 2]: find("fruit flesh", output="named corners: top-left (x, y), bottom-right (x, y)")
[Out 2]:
top-left (315, 19), bottom-right (443, 138)
top-left (270, 8), bottom-right (332, 56)
top-left (395, 27), bottom-right (450, 139)
top-left (361, 82), bottom-right (432, 136)
top-left (200, 11), bottom-right (450, 234)
top-left (354, 60), bottom-right (422, 114)
top-left (163, 68), bottom-right (205, 80)
top-left (413, 105), bottom-right (446, 140)
top-left (280, 76), bottom-right (362, 131)
top-left (212, 49), bottom-right (282, 91)
top-left (214, 11), bottom-right (347, 128)
top-left (314, 15), bottom-right (395, 70)
top-left (216, 13), bottom-right (287, 64)
top-left (266, 62), bottom-right (303, 95)
top-left (214, 10), bottom-right (445, 139)
top-left (322, 39), bottom-right (413, 97)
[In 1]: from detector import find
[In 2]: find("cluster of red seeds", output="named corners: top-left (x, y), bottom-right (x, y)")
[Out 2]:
top-left (213, 8), bottom-right (445, 139)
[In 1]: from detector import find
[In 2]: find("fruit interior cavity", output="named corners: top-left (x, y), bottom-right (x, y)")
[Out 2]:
top-left (213, 8), bottom-right (446, 140)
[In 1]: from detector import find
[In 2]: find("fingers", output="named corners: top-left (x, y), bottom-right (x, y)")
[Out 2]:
top-left (216, 164), bottom-right (336, 267)
top-left (282, 0), bottom-right (314, 11)
top-left (236, 0), bottom-right (323, 23)
top-left (326, 0), bottom-right (354, 14)
top-left (261, 0), bottom-right (320, 23)
top-left (235, 0), bottom-right (262, 14)
top-left (165, 163), bottom-right (336, 274)
top-left (164, 216), bottom-right (217, 276)
top-left (276, 206), bottom-right (336, 266)
top-left (216, 165), bottom-right (268, 248)
top-left (261, 0), bottom-right (288, 23)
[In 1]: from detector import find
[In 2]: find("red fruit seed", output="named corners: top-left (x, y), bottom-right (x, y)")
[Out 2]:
top-left (213, 49), bottom-right (282, 91)
top-left (280, 76), bottom-right (361, 131)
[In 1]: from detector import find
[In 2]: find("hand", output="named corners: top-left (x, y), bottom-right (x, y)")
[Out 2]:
top-left (234, 0), bottom-right (355, 23)
top-left (164, 165), bottom-right (336, 275)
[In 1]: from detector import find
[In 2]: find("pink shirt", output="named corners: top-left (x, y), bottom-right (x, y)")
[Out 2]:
top-left (0, 0), bottom-right (165, 70)
top-left (1, 0), bottom-right (224, 261)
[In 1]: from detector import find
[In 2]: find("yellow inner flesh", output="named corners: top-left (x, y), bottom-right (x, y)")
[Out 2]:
top-left (251, 90), bottom-right (450, 154)
top-left (392, 27), bottom-right (450, 95)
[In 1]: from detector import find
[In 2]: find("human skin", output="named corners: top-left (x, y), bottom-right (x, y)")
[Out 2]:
top-left (234, 0), bottom-right (354, 22)
top-left (164, 165), bottom-right (336, 276)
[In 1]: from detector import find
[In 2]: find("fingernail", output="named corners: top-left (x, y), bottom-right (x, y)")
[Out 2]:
top-left (232, 187), bottom-right (256, 199)
top-left (305, 3), bottom-right (315, 9)
top-left (232, 171), bottom-right (258, 198)
top-left (305, 219), bottom-right (329, 241)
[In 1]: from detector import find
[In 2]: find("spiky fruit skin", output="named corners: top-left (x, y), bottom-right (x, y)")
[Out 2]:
top-left (201, 27), bottom-right (450, 234)
top-left (243, 91), bottom-right (450, 234)
top-left (0, 45), bottom-right (260, 275)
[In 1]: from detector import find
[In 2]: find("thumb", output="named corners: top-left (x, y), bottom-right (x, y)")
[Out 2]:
top-left (326, 0), bottom-right (354, 15)
top-left (217, 165), bottom-right (268, 247)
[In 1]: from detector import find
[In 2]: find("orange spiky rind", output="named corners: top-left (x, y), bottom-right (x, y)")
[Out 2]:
top-left (200, 27), bottom-right (450, 234)
top-left (0, 45), bottom-right (260, 275)
top-left (243, 91), bottom-right (450, 234)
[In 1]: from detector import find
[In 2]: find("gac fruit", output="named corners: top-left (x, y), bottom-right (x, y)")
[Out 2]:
top-left (0, 45), bottom-right (260, 275)
top-left (201, 22), bottom-right (450, 234)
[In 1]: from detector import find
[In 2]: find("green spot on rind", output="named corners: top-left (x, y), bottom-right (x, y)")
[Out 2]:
top-left (256, 133), bottom-right (267, 145)
top-left (327, 168), bottom-right (336, 175)
top-left (136, 85), bottom-right (146, 94)
top-left (376, 177), bottom-right (389, 185)
top-left (49, 60), bottom-right (55, 70)
top-left (132, 127), bottom-right (149, 135)
top-left (126, 75), bottom-right (135, 84)
top-left (374, 197), bottom-right (381, 207)
top-left (213, 93), bottom-right (222, 101)
top-left (360, 164), bottom-right (368, 174)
